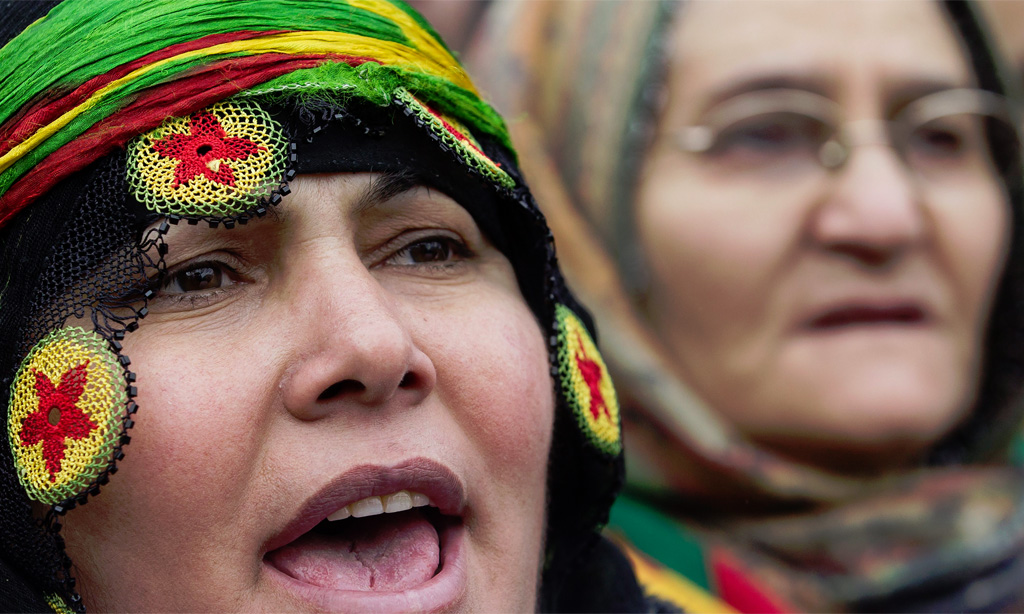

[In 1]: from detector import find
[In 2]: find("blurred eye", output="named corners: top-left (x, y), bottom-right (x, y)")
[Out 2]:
top-left (906, 116), bottom-right (979, 160)
top-left (160, 262), bottom-right (234, 294)
top-left (711, 112), bottom-right (830, 162)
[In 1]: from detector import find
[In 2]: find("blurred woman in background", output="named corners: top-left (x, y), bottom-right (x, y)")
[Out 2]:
top-left (471, 1), bottom-right (1024, 611)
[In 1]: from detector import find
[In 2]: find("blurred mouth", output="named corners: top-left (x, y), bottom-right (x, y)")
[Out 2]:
top-left (804, 302), bottom-right (931, 332)
top-left (263, 458), bottom-right (468, 611)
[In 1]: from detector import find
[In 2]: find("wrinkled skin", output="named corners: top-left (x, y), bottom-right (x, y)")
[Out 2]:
top-left (637, 0), bottom-right (1010, 472)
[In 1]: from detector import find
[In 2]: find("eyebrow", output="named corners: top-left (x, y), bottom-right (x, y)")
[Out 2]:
top-left (699, 74), bottom-right (835, 115)
top-left (699, 73), bottom-right (970, 117)
top-left (351, 170), bottom-right (422, 215)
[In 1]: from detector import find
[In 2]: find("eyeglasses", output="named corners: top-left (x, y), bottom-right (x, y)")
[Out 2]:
top-left (674, 88), bottom-right (1021, 187)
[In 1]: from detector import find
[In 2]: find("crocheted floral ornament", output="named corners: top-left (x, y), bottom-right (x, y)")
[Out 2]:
top-left (7, 328), bottom-right (127, 505)
top-left (395, 89), bottom-right (515, 190)
top-left (128, 99), bottom-right (288, 217)
top-left (45, 592), bottom-right (74, 614)
top-left (555, 304), bottom-right (621, 455)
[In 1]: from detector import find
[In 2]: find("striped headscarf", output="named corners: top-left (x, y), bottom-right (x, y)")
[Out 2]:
top-left (0, 2), bottom-right (631, 611)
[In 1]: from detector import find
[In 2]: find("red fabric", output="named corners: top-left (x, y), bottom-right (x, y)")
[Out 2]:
top-left (0, 52), bottom-right (379, 226)
top-left (152, 109), bottom-right (264, 188)
top-left (575, 340), bottom-right (611, 422)
top-left (0, 30), bottom-right (286, 155)
top-left (421, 102), bottom-right (492, 158)
top-left (19, 362), bottom-right (97, 482)
top-left (711, 547), bottom-right (795, 614)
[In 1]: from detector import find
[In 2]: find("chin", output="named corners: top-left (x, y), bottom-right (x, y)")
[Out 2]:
top-left (739, 359), bottom-right (976, 470)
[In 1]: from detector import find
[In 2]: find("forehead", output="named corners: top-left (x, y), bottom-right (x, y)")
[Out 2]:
top-left (671, 0), bottom-right (970, 103)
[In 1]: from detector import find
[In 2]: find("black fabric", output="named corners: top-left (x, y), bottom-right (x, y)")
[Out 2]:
top-left (0, 3), bottom-right (634, 612)
top-left (0, 1), bottom-right (61, 48)
top-left (0, 92), bottom-right (634, 612)
top-left (929, 1), bottom-right (1024, 465)
top-left (544, 534), bottom-right (678, 613)
top-left (0, 152), bottom-right (158, 613)
top-left (0, 556), bottom-right (51, 614)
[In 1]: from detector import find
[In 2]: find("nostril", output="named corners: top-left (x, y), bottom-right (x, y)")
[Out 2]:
top-left (318, 379), bottom-right (365, 401)
top-left (399, 372), bottom-right (415, 388)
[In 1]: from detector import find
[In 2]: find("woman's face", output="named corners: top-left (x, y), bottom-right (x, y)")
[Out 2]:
top-left (637, 0), bottom-right (1010, 470)
top-left (63, 173), bottom-right (555, 611)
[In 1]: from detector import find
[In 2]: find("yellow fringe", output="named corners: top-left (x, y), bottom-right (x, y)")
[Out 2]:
top-left (0, 30), bottom-right (472, 175)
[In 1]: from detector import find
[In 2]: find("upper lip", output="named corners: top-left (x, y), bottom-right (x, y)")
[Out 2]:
top-left (801, 295), bottom-right (934, 331)
top-left (263, 457), bottom-right (466, 554)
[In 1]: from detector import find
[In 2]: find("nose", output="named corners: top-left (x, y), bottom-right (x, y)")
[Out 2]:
top-left (810, 142), bottom-right (927, 267)
top-left (280, 249), bottom-right (436, 421)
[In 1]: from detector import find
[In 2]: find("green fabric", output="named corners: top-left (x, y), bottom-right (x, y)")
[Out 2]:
top-left (241, 61), bottom-right (513, 153)
top-left (389, 0), bottom-right (452, 55)
top-left (0, 0), bottom-right (409, 127)
top-left (0, 50), bottom-right (249, 195)
top-left (608, 490), bottom-right (712, 592)
top-left (0, 0), bottom-right (514, 202)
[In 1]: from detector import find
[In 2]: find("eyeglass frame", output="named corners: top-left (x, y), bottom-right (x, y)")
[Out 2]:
top-left (673, 87), bottom-right (1022, 178)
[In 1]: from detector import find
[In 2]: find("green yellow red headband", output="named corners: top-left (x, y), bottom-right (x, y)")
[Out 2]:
top-left (0, 0), bottom-right (511, 227)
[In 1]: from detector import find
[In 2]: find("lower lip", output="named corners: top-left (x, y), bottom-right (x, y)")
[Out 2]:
top-left (803, 320), bottom-right (931, 335)
top-left (264, 522), bottom-right (468, 613)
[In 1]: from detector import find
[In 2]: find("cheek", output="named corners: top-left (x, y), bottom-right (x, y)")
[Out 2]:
top-left (127, 340), bottom-right (267, 510)
top-left (77, 330), bottom-right (273, 549)
top-left (934, 187), bottom-right (1010, 319)
top-left (634, 158), bottom-right (800, 342)
top-left (61, 329), bottom-right (273, 610)
top-left (423, 295), bottom-right (554, 472)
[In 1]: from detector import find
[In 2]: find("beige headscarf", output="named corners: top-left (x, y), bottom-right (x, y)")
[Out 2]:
top-left (467, 2), bottom-right (1024, 610)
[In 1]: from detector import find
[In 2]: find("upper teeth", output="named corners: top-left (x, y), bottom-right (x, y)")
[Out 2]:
top-left (327, 490), bottom-right (432, 521)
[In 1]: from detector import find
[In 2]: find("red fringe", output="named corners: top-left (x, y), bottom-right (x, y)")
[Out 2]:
top-left (0, 53), bottom-right (376, 227)
top-left (0, 30), bottom-right (289, 156)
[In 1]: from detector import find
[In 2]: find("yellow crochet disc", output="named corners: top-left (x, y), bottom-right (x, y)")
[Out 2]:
top-left (555, 304), bottom-right (621, 455)
top-left (127, 99), bottom-right (287, 217)
top-left (7, 328), bottom-right (127, 505)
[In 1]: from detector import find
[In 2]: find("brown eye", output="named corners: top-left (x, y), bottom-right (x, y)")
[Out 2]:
top-left (162, 263), bottom-right (227, 294)
top-left (407, 239), bottom-right (453, 263)
top-left (388, 236), bottom-right (469, 267)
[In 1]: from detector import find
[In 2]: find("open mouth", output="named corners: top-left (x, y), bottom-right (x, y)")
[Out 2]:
top-left (262, 459), bottom-right (469, 610)
top-left (808, 303), bottom-right (928, 331)
top-left (265, 491), bottom-right (460, 592)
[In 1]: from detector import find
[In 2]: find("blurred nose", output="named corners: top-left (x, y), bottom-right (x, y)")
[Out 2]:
top-left (810, 143), bottom-right (926, 267)
top-left (281, 247), bottom-right (436, 421)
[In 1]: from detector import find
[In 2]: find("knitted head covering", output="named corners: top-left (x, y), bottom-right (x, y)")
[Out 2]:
top-left (471, 0), bottom-right (1024, 610)
top-left (0, 2), bottom-right (629, 611)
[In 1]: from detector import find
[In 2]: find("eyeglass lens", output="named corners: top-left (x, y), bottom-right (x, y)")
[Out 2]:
top-left (688, 91), bottom-right (1018, 186)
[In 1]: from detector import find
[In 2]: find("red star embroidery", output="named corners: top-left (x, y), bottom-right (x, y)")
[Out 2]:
top-left (152, 110), bottom-right (264, 188)
top-left (575, 339), bottom-right (611, 422)
top-left (20, 362), bottom-right (98, 482)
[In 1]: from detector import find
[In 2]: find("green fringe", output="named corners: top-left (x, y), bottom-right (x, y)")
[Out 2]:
top-left (0, 0), bottom-right (411, 128)
top-left (239, 61), bottom-right (513, 153)
top-left (0, 51), bottom-right (249, 195)
top-left (0, 0), bottom-right (517, 195)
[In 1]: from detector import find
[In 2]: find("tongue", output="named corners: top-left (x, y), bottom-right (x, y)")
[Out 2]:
top-left (268, 511), bottom-right (440, 591)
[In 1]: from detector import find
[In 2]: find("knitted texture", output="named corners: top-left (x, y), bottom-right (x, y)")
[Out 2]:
top-left (45, 592), bottom-right (74, 614)
top-left (394, 89), bottom-right (515, 189)
top-left (7, 328), bottom-right (127, 505)
top-left (556, 303), bottom-right (621, 456)
top-left (0, 2), bottom-right (629, 611)
top-left (128, 100), bottom-right (288, 216)
top-left (0, 0), bottom-right (512, 227)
